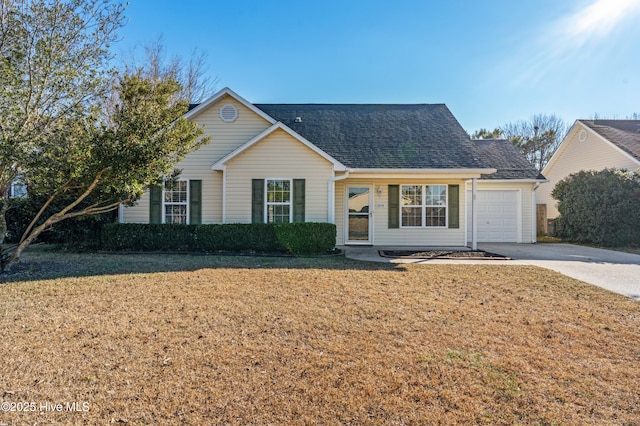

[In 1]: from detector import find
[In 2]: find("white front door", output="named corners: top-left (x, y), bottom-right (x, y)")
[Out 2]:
top-left (346, 185), bottom-right (373, 244)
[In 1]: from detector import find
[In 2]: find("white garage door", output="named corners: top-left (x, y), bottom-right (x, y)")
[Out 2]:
top-left (466, 190), bottom-right (519, 242)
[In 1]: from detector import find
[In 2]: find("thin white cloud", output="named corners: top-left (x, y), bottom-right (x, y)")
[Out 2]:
top-left (510, 0), bottom-right (640, 85)
top-left (560, 0), bottom-right (640, 46)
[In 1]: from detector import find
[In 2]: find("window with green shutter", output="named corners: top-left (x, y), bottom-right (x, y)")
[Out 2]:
top-left (293, 179), bottom-right (305, 222)
top-left (448, 184), bottom-right (459, 229)
top-left (388, 185), bottom-right (399, 228)
top-left (252, 178), bottom-right (306, 223)
top-left (189, 180), bottom-right (202, 225)
top-left (252, 179), bottom-right (265, 223)
top-left (149, 180), bottom-right (202, 224)
top-left (389, 184), bottom-right (458, 228)
top-left (149, 184), bottom-right (162, 224)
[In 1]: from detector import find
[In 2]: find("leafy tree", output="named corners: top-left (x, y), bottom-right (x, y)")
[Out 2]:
top-left (501, 114), bottom-right (568, 172)
top-left (0, 0), bottom-right (209, 270)
top-left (0, 0), bottom-right (125, 245)
top-left (470, 128), bottom-right (503, 139)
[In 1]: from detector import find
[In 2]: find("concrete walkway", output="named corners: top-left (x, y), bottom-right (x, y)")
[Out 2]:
top-left (343, 243), bottom-right (640, 300)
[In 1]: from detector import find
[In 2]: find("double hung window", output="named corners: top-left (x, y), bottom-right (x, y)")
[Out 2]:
top-left (401, 184), bottom-right (447, 227)
top-left (164, 180), bottom-right (188, 224)
top-left (266, 179), bottom-right (292, 223)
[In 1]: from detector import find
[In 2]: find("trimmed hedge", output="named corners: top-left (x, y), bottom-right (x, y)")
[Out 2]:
top-left (552, 169), bottom-right (640, 247)
top-left (101, 222), bottom-right (337, 254)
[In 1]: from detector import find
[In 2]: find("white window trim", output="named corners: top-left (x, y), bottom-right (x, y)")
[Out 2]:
top-left (10, 180), bottom-right (27, 198)
top-left (399, 184), bottom-right (448, 228)
top-left (264, 178), bottom-right (293, 223)
top-left (162, 179), bottom-right (189, 224)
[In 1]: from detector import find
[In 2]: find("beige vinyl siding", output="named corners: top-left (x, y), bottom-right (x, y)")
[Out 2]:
top-left (539, 125), bottom-right (640, 218)
top-left (121, 191), bottom-right (150, 223)
top-left (471, 181), bottom-right (535, 243)
top-left (225, 128), bottom-right (334, 223)
top-left (336, 179), bottom-right (469, 246)
top-left (121, 94), bottom-right (272, 223)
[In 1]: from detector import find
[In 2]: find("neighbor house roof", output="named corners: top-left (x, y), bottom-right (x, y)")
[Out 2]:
top-left (580, 120), bottom-right (640, 162)
top-left (472, 139), bottom-right (545, 180)
top-left (254, 104), bottom-right (486, 169)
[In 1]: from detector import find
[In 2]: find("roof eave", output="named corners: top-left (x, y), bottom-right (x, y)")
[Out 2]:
top-left (478, 178), bottom-right (549, 183)
top-left (346, 168), bottom-right (497, 179)
top-left (348, 167), bottom-right (497, 174)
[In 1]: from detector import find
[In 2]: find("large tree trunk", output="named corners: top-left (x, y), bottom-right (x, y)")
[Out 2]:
top-left (0, 212), bottom-right (57, 272)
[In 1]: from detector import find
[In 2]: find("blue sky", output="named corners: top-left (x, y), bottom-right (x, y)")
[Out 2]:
top-left (116, 0), bottom-right (640, 133)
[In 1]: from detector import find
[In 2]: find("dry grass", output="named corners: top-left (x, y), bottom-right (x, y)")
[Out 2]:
top-left (1, 249), bottom-right (639, 425)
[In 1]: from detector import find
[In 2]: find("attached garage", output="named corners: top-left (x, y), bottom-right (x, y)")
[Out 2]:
top-left (466, 190), bottom-right (521, 243)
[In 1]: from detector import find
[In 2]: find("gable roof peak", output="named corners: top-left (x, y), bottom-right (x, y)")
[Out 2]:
top-left (576, 119), bottom-right (640, 162)
top-left (184, 87), bottom-right (276, 124)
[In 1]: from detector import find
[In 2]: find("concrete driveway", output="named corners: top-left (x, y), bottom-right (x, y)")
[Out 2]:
top-left (478, 243), bottom-right (640, 300)
top-left (344, 243), bottom-right (640, 300)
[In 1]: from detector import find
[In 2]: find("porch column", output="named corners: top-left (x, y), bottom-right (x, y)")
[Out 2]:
top-left (471, 178), bottom-right (477, 250)
top-left (328, 171), bottom-right (350, 224)
top-left (327, 178), bottom-right (334, 224)
top-left (221, 166), bottom-right (227, 224)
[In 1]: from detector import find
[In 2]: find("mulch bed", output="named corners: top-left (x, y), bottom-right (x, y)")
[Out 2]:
top-left (379, 249), bottom-right (510, 260)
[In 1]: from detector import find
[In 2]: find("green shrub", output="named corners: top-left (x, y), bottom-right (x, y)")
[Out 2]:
top-left (552, 169), bottom-right (640, 247)
top-left (102, 222), bottom-right (337, 254)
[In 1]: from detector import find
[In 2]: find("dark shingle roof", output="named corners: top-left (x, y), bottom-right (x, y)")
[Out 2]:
top-left (471, 139), bottom-right (544, 180)
top-left (254, 104), bottom-right (485, 169)
top-left (581, 120), bottom-right (640, 162)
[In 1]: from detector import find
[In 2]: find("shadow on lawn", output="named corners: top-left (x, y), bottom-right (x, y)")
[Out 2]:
top-left (0, 248), bottom-right (404, 283)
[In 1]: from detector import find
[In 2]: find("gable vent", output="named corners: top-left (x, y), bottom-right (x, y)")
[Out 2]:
top-left (220, 104), bottom-right (238, 122)
top-left (579, 129), bottom-right (587, 142)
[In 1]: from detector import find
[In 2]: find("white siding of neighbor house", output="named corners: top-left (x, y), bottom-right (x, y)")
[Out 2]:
top-left (538, 124), bottom-right (640, 219)
top-left (224, 128), bottom-right (334, 223)
top-left (335, 178), bottom-right (469, 246)
top-left (121, 94), bottom-right (272, 224)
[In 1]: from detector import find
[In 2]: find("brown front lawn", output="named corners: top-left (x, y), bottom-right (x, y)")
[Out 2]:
top-left (1, 250), bottom-right (639, 424)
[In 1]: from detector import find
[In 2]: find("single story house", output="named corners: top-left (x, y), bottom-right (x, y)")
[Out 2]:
top-left (538, 119), bottom-right (640, 222)
top-left (120, 88), bottom-right (544, 247)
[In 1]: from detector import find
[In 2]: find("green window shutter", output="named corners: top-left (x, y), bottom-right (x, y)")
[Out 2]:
top-left (149, 184), bottom-right (162, 224)
top-left (388, 184), bottom-right (399, 229)
top-left (448, 184), bottom-right (460, 229)
top-left (189, 180), bottom-right (202, 224)
top-left (293, 179), bottom-right (305, 223)
top-left (252, 179), bottom-right (265, 223)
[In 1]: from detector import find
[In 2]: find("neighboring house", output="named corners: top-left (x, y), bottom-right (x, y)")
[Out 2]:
top-left (538, 119), bottom-right (640, 221)
top-left (120, 87), bottom-right (544, 247)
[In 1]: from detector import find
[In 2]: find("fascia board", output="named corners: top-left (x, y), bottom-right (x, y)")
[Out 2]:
top-left (477, 179), bottom-right (548, 183)
top-left (345, 169), bottom-right (497, 180)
